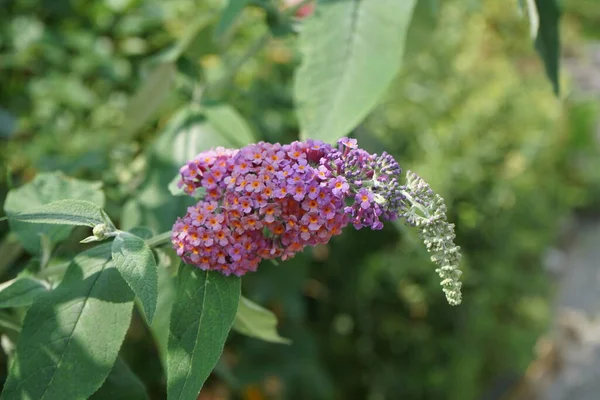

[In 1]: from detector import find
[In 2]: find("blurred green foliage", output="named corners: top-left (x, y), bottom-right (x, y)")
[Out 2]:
top-left (1, 0), bottom-right (600, 399)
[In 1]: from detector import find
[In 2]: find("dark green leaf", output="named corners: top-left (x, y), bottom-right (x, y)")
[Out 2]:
top-left (404, 0), bottom-right (439, 59)
top-left (214, 0), bottom-right (249, 41)
top-left (167, 266), bottom-right (240, 400)
top-left (0, 278), bottom-right (48, 308)
top-left (112, 232), bottom-right (158, 324)
top-left (0, 244), bottom-right (135, 400)
top-left (0, 236), bottom-right (24, 280)
top-left (123, 62), bottom-right (177, 137)
top-left (9, 199), bottom-right (107, 228)
top-left (4, 172), bottom-right (105, 254)
top-left (160, 15), bottom-right (216, 62)
top-left (294, 0), bottom-right (417, 143)
top-left (90, 357), bottom-right (149, 400)
top-left (0, 312), bottom-right (22, 334)
top-left (534, 0), bottom-right (561, 94)
top-left (233, 296), bottom-right (290, 344)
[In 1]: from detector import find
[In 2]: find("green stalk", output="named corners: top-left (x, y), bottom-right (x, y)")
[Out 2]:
top-left (145, 231), bottom-right (173, 248)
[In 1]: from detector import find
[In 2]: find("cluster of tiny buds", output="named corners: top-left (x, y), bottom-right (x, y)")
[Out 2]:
top-left (400, 171), bottom-right (463, 305)
top-left (171, 138), bottom-right (463, 305)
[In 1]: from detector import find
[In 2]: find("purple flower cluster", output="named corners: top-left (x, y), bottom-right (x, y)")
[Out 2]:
top-left (319, 139), bottom-right (404, 230)
top-left (171, 138), bottom-right (403, 276)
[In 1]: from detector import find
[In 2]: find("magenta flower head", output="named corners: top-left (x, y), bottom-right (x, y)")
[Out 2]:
top-left (171, 137), bottom-right (463, 305)
top-left (172, 140), bottom-right (351, 277)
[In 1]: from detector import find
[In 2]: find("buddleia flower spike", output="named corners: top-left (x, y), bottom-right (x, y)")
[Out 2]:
top-left (171, 138), bottom-right (463, 305)
top-left (399, 171), bottom-right (463, 305)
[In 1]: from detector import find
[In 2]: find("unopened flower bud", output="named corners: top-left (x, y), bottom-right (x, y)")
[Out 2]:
top-left (92, 224), bottom-right (111, 240)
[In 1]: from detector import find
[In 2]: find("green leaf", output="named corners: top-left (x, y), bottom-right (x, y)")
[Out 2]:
top-left (204, 104), bottom-right (256, 147)
top-left (533, 0), bottom-right (561, 94)
top-left (0, 312), bottom-right (22, 334)
top-left (153, 107), bottom-right (240, 167)
top-left (0, 278), bottom-right (48, 308)
top-left (4, 172), bottom-right (105, 254)
top-left (0, 236), bottom-right (24, 280)
top-left (123, 106), bottom-right (248, 233)
top-left (90, 357), bottom-right (149, 400)
top-left (111, 232), bottom-right (158, 324)
top-left (9, 199), bottom-right (107, 228)
top-left (150, 254), bottom-right (178, 369)
top-left (39, 234), bottom-right (53, 270)
top-left (123, 62), bottom-right (177, 137)
top-left (167, 266), bottom-right (240, 400)
top-left (161, 15), bottom-right (215, 62)
top-left (524, 0), bottom-right (538, 38)
top-left (214, 0), bottom-right (249, 41)
top-left (1, 334), bottom-right (17, 367)
top-left (0, 244), bottom-right (135, 400)
top-left (168, 174), bottom-right (186, 196)
top-left (294, 0), bottom-right (417, 143)
top-left (404, 0), bottom-right (439, 60)
top-left (233, 296), bottom-right (290, 344)
top-left (129, 227), bottom-right (154, 239)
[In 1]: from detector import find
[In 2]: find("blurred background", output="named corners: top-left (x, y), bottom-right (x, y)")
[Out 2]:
top-left (2, 0), bottom-right (600, 399)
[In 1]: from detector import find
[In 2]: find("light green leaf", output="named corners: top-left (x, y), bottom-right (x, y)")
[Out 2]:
top-left (125, 106), bottom-right (245, 233)
top-left (112, 232), bottom-right (158, 324)
top-left (233, 296), bottom-right (290, 344)
top-left (9, 199), bottom-right (107, 228)
top-left (153, 107), bottom-right (239, 167)
top-left (90, 357), bottom-right (149, 400)
top-left (39, 234), bottom-right (53, 270)
top-left (168, 175), bottom-right (186, 196)
top-left (533, 0), bottom-right (561, 94)
top-left (524, 0), bottom-right (539, 38)
top-left (0, 278), bottom-right (48, 308)
top-left (214, 0), bottom-right (249, 41)
top-left (123, 62), bottom-right (177, 137)
top-left (4, 172), bottom-right (105, 254)
top-left (167, 266), bottom-right (240, 400)
top-left (168, 175), bottom-right (207, 198)
top-left (294, 0), bottom-right (417, 143)
top-left (0, 244), bottom-right (135, 400)
top-left (1, 334), bottom-right (17, 367)
top-left (204, 104), bottom-right (256, 147)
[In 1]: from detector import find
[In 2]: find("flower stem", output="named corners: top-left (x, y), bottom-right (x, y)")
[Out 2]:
top-left (146, 231), bottom-right (173, 248)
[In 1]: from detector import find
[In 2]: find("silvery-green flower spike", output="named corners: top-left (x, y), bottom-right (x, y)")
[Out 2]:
top-left (400, 171), bottom-right (463, 306)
